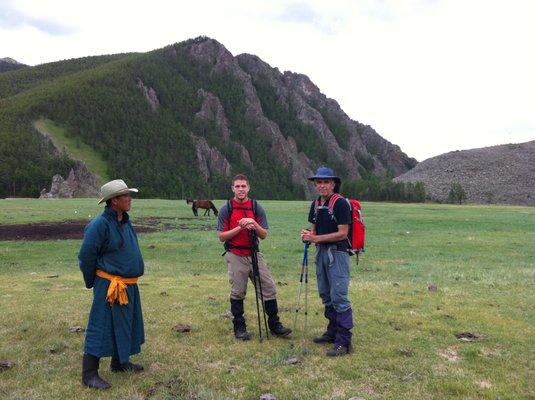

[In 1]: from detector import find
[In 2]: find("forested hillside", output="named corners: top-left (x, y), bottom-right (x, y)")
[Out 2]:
top-left (0, 37), bottom-right (417, 199)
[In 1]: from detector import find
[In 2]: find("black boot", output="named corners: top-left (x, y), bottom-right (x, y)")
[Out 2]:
top-left (230, 298), bottom-right (250, 341)
top-left (110, 357), bottom-right (144, 373)
top-left (326, 343), bottom-right (353, 357)
top-left (264, 299), bottom-right (292, 337)
top-left (313, 306), bottom-right (336, 344)
top-left (82, 353), bottom-right (111, 390)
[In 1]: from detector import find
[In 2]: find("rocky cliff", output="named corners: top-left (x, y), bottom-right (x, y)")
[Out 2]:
top-left (174, 38), bottom-right (416, 197)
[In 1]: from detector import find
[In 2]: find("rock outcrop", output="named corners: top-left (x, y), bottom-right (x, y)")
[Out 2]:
top-left (194, 89), bottom-right (253, 169)
top-left (136, 78), bottom-right (160, 111)
top-left (395, 141), bottom-right (535, 205)
top-left (189, 133), bottom-right (232, 180)
top-left (40, 161), bottom-right (99, 199)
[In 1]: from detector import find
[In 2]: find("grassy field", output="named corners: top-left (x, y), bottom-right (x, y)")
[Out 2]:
top-left (0, 199), bottom-right (533, 399)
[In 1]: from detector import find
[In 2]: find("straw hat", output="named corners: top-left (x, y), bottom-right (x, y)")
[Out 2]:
top-left (98, 179), bottom-right (138, 204)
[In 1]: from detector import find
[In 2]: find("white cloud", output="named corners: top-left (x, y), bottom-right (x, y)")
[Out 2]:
top-left (1, 0), bottom-right (533, 161)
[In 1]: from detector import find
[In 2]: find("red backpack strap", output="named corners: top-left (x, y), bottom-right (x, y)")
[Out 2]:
top-left (327, 193), bottom-right (343, 213)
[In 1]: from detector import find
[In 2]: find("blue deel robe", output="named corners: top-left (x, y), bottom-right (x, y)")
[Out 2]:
top-left (78, 207), bottom-right (145, 363)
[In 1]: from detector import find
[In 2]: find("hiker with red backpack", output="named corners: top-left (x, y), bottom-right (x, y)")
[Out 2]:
top-left (301, 166), bottom-right (362, 357)
top-left (217, 174), bottom-right (292, 341)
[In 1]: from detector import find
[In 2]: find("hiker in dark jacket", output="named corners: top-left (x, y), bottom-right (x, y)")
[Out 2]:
top-left (301, 167), bottom-right (354, 356)
top-left (217, 174), bottom-right (291, 340)
top-left (78, 179), bottom-right (145, 389)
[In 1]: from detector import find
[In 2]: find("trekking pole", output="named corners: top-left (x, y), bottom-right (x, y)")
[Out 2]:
top-left (293, 241), bottom-right (310, 352)
top-left (303, 242), bottom-right (309, 350)
top-left (293, 242), bottom-right (309, 329)
top-left (250, 266), bottom-right (263, 341)
top-left (292, 244), bottom-right (307, 332)
top-left (249, 230), bottom-right (269, 341)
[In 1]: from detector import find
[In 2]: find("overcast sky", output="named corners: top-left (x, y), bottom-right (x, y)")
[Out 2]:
top-left (1, 0), bottom-right (533, 161)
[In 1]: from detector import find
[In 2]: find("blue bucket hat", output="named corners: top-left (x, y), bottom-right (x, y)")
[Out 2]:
top-left (308, 166), bottom-right (341, 184)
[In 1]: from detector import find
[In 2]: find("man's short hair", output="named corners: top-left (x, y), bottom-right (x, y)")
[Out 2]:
top-left (232, 174), bottom-right (249, 185)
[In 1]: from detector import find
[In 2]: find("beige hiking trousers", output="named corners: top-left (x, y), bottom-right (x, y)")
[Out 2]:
top-left (225, 251), bottom-right (277, 301)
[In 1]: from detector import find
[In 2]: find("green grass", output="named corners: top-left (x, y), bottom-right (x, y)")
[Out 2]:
top-left (0, 200), bottom-right (533, 399)
top-left (33, 118), bottom-right (110, 184)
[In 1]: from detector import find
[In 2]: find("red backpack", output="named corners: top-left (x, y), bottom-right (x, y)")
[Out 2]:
top-left (314, 193), bottom-right (366, 257)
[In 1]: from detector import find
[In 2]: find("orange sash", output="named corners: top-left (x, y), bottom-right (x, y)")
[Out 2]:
top-left (96, 269), bottom-right (138, 305)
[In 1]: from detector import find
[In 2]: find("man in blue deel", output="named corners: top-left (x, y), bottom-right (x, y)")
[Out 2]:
top-left (301, 167), bottom-right (354, 357)
top-left (78, 179), bottom-right (145, 389)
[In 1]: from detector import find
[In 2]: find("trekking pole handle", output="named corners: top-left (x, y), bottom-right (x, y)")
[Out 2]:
top-left (301, 228), bottom-right (311, 245)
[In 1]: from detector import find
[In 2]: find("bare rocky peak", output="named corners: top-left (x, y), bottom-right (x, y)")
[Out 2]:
top-left (0, 57), bottom-right (27, 73)
top-left (395, 141), bottom-right (535, 205)
top-left (0, 57), bottom-right (23, 64)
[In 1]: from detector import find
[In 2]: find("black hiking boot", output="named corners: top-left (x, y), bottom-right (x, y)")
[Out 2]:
top-left (326, 344), bottom-right (353, 357)
top-left (230, 298), bottom-right (250, 341)
top-left (264, 299), bottom-right (292, 338)
top-left (269, 322), bottom-right (292, 338)
top-left (313, 332), bottom-right (336, 344)
top-left (82, 354), bottom-right (111, 390)
top-left (234, 327), bottom-right (251, 341)
top-left (313, 306), bottom-right (337, 344)
top-left (110, 358), bottom-right (144, 373)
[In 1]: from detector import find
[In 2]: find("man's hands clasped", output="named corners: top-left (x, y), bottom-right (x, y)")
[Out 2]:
top-left (300, 229), bottom-right (314, 244)
top-left (238, 217), bottom-right (257, 230)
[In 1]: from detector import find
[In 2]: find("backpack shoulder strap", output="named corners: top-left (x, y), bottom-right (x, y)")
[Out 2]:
top-left (327, 193), bottom-right (343, 213)
top-left (252, 199), bottom-right (257, 217)
top-left (226, 199), bottom-right (232, 220)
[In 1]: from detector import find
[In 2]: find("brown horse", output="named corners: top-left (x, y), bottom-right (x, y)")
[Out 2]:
top-left (186, 199), bottom-right (218, 216)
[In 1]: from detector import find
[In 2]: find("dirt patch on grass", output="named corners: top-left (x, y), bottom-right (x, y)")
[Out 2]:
top-left (0, 217), bottom-right (213, 241)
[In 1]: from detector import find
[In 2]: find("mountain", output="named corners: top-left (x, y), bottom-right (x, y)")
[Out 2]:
top-left (0, 37), bottom-right (416, 199)
top-left (395, 141), bottom-right (535, 205)
top-left (0, 57), bottom-right (27, 73)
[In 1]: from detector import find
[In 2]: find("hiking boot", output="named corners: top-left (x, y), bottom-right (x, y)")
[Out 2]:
top-left (326, 344), bottom-right (353, 357)
top-left (313, 332), bottom-right (335, 344)
top-left (82, 354), bottom-right (111, 390)
top-left (230, 298), bottom-right (250, 340)
top-left (269, 322), bottom-right (292, 338)
top-left (234, 327), bottom-right (251, 341)
top-left (264, 299), bottom-right (292, 338)
top-left (110, 359), bottom-right (144, 373)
